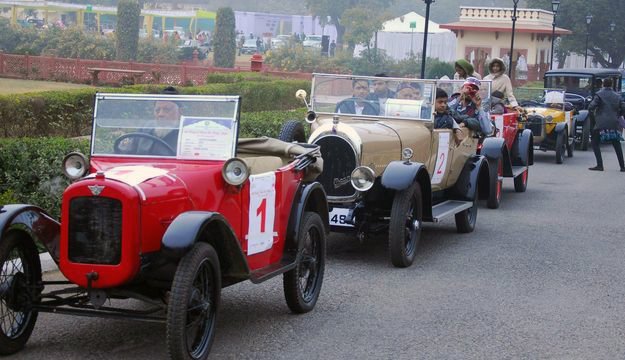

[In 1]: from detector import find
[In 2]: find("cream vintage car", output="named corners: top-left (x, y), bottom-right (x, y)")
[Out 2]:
top-left (279, 74), bottom-right (500, 268)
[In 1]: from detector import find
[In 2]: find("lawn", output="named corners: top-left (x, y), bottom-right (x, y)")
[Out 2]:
top-left (0, 78), bottom-right (92, 94)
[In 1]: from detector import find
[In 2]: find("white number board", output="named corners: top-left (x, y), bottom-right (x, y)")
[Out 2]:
top-left (329, 207), bottom-right (353, 227)
top-left (431, 132), bottom-right (450, 185)
top-left (247, 172), bottom-right (276, 255)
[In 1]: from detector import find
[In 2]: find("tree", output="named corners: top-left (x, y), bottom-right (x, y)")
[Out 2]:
top-left (305, 0), bottom-right (391, 48)
top-left (528, 0), bottom-right (625, 68)
top-left (213, 7), bottom-right (236, 68)
top-left (115, 0), bottom-right (141, 61)
top-left (342, 7), bottom-right (388, 56)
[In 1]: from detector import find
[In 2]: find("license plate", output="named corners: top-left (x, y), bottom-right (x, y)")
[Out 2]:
top-left (329, 207), bottom-right (353, 227)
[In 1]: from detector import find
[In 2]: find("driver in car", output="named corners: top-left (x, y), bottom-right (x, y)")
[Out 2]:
top-left (336, 79), bottom-right (379, 115)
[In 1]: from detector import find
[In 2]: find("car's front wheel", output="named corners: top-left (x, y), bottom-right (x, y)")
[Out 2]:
top-left (567, 128), bottom-right (574, 158)
top-left (0, 232), bottom-right (41, 356)
top-left (167, 243), bottom-right (221, 360)
top-left (283, 212), bottom-right (326, 313)
top-left (389, 183), bottom-right (423, 268)
top-left (555, 131), bottom-right (566, 164)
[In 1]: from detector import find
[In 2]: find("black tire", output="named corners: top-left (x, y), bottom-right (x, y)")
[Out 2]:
top-left (555, 132), bottom-right (565, 164)
top-left (389, 183), bottom-right (423, 268)
top-left (278, 120), bottom-right (307, 143)
top-left (513, 168), bottom-right (529, 193)
top-left (455, 188), bottom-right (478, 233)
top-left (283, 212), bottom-right (326, 313)
top-left (566, 129), bottom-right (574, 158)
top-left (0, 232), bottom-right (42, 355)
top-left (581, 120), bottom-right (590, 151)
top-left (167, 243), bottom-right (221, 360)
top-left (486, 157), bottom-right (503, 209)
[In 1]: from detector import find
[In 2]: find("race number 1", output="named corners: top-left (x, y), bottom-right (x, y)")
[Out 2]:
top-left (247, 173), bottom-right (276, 255)
top-left (431, 132), bottom-right (450, 185)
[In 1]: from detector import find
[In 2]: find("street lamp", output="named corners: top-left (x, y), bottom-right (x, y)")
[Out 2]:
top-left (584, 15), bottom-right (592, 68)
top-left (610, 21), bottom-right (616, 66)
top-left (508, 0), bottom-right (520, 77)
top-left (549, 0), bottom-right (560, 70)
top-left (420, 0), bottom-right (435, 79)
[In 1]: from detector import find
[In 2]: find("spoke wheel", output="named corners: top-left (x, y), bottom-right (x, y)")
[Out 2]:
top-left (389, 183), bottom-right (423, 268)
top-left (455, 187), bottom-right (478, 233)
top-left (0, 232), bottom-right (41, 356)
top-left (487, 157), bottom-right (503, 209)
top-left (284, 212), bottom-right (326, 314)
top-left (167, 243), bottom-right (220, 360)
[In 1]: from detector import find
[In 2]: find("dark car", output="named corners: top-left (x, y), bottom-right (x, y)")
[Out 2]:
top-left (544, 68), bottom-right (623, 150)
top-left (0, 93), bottom-right (328, 359)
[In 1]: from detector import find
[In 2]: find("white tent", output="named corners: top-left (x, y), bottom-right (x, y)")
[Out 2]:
top-left (355, 12), bottom-right (456, 63)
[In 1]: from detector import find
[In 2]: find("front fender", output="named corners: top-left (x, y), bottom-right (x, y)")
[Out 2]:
top-left (515, 129), bottom-right (534, 166)
top-left (480, 137), bottom-right (508, 184)
top-left (555, 122), bottom-right (568, 133)
top-left (0, 204), bottom-right (60, 263)
top-left (381, 161), bottom-right (427, 191)
top-left (449, 155), bottom-right (489, 201)
top-left (162, 211), bottom-right (250, 282)
top-left (575, 110), bottom-right (589, 124)
top-left (285, 182), bottom-right (329, 256)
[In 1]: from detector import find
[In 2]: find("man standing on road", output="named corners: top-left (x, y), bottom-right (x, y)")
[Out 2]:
top-left (588, 78), bottom-right (625, 172)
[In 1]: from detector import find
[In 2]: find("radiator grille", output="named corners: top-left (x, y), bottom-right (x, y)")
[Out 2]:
top-left (314, 135), bottom-right (358, 198)
top-left (68, 197), bottom-right (122, 265)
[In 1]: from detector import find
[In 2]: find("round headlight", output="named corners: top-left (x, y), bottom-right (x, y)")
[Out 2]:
top-left (222, 158), bottom-right (249, 186)
top-left (350, 166), bottom-right (375, 192)
top-left (62, 152), bottom-right (89, 180)
top-left (402, 148), bottom-right (414, 161)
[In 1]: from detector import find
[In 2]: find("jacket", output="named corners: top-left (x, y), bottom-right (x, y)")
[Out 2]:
top-left (453, 59), bottom-right (482, 80)
top-left (483, 58), bottom-right (518, 107)
top-left (448, 97), bottom-right (493, 135)
top-left (588, 87), bottom-right (625, 130)
top-left (490, 96), bottom-right (506, 115)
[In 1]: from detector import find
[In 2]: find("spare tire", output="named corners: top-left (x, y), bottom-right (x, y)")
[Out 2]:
top-left (278, 120), bottom-right (307, 143)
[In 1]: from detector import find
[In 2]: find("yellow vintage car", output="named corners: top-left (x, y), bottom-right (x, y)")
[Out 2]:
top-left (517, 88), bottom-right (576, 164)
top-left (278, 74), bottom-right (500, 268)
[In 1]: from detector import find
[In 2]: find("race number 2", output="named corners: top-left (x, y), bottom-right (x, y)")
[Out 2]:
top-left (247, 173), bottom-right (276, 255)
top-left (431, 132), bottom-right (450, 185)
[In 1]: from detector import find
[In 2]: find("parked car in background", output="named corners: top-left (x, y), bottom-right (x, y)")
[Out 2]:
top-left (303, 35), bottom-right (322, 48)
top-left (241, 38), bottom-right (259, 54)
top-left (177, 39), bottom-right (211, 60)
top-left (0, 93), bottom-right (328, 359)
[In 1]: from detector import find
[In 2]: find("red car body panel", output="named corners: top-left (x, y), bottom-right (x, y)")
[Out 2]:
top-left (60, 156), bottom-right (303, 288)
top-left (491, 112), bottom-right (519, 149)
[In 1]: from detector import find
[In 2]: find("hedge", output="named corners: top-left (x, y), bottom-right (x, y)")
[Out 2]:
top-left (0, 80), bottom-right (310, 138)
top-left (0, 109), bottom-right (307, 218)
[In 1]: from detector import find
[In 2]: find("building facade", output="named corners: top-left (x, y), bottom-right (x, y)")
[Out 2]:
top-left (441, 6), bottom-right (570, 84)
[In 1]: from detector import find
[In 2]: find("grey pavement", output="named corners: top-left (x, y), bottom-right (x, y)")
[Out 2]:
top-left (10, 145), bottom-right (625, 360)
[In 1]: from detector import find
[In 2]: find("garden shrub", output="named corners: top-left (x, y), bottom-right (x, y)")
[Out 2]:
top-left (116, 0), bottom-right (142, 61)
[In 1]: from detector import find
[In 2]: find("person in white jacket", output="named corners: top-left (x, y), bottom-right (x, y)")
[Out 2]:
top-left (483, 58), bottom-right (518, 107)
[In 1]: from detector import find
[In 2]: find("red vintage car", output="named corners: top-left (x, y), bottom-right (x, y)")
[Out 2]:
top-left (0, 93), bottom-right (328, 359)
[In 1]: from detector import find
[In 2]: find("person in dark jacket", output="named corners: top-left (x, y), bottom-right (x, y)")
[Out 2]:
top-left (587, 78), bottom-right (625, 171)
top-left (336, 79), bottom-right (379, 115)
top-left (490, 90), bottom-right (506, 115)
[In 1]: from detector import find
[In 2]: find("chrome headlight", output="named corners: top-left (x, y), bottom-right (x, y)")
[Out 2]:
top-left (222, 158), bottom-right (249, 186)
top-left (350, 166), bottom-right (375, 192)
top-left (62, 152), bottom-right (89, 180)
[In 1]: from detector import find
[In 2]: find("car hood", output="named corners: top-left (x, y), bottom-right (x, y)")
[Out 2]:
top-left (309, 117), bottom-right (432, 174)
top-left (525, 107), bottom-right (566, 122)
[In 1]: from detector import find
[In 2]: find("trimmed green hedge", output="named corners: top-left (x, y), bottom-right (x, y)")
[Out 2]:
top-left (0, 137), bottom-right (90, 219)
top-left (0, 80), bottom-right (310, 138)
top-left (0, 110), bottom-right (307, 218)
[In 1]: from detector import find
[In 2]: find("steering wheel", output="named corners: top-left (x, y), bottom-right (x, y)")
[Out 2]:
top-left (335, 98), bottom-right (379, 115)
top-left (114, 132), bottom-right (176, 156)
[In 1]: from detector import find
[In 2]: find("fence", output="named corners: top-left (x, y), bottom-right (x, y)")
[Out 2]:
top-left (0, 53), bottom-right (311, 85)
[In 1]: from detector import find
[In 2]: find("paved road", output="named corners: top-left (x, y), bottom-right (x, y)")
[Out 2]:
top-left (10, 146), bottom-right (625, 359)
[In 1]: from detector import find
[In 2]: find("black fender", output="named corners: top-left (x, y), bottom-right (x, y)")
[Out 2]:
top-left (161, 211), bottom-right (250, 282)
top-left (381, 161), bottom-right (432, 220)
top-left (449, 155), bottom-right (490, 202)
top-left (0, 204), bottom-right (60, 263)
top-left (514, 129), bottom-right (534, 166)
top-left (285, 182), bottom-right (329, 256)
top-left (574, 110), bottom-right (589, 125)
top-left (555, 122), bottom-right (568, 134)
top-left (480, 137), bottom-right (511, 177)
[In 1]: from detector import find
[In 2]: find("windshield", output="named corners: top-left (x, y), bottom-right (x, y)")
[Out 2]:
top-left (92, 94), bottom-right (240, 160)
top-left (544, 75), bottom-right (594, 96)
top-left (243, 39), bottom-right (257, 46)
top-left (306, 36), bottom-right (322, 41)
top-left (311, 73), bottom-right (436, 122)
top-left (516, 88), bottom-right (566, 111)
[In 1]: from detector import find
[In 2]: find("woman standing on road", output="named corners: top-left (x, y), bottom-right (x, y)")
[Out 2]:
top-left (587, 78), bottom-right (625, 172)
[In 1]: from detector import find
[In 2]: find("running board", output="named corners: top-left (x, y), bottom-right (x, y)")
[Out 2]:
top-left (431, 200), bottom-right (473, 223)
top-left (511, 166), bottom-right (527, 178)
